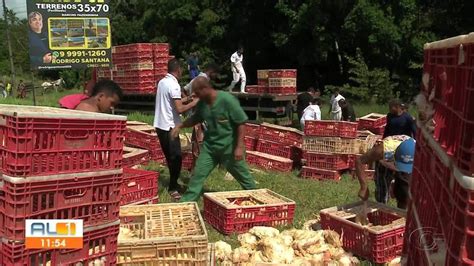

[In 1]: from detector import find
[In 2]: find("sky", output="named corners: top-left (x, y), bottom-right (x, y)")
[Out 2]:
top-left (1, 0), bottom-right (27, 19)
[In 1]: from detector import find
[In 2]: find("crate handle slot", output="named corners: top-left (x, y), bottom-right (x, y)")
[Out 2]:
top-left (127, 181), bottom-right (137, 187)
top-left (64, 188), bottom-right (87, 198)
top-left (64, 130), bottom-right (90, 140)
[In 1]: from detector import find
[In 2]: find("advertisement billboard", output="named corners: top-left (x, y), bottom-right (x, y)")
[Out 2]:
top-left (26, 0), bottom-right (112, 70)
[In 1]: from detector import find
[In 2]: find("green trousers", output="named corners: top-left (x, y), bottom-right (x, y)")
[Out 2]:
top-left (180, 148), bottom-right (256, 202)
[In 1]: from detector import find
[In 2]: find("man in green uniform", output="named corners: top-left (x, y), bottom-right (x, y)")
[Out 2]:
top-left (171, 77), bottom-right (257, 202)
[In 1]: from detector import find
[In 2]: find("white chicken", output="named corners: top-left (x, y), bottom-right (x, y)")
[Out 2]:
top-left (231, 246), bottom-right (253, 263)
top-left (214, 226), bottom-right (360, 265)
top-left (238, 232), bottom-right (258, 249)
top-left (260, 237), bottom-right (294, 264)
top-left (249, 226), bottom-right (280, 239)
top-left (215, 241), bottom-right (232, 261)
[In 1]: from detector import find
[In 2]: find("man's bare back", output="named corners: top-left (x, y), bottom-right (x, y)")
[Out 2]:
top-left (75, 98), bottom-right (100, 112)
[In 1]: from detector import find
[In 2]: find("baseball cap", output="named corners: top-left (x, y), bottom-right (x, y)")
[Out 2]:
top-left (394, 138), bottom-right (416, 174)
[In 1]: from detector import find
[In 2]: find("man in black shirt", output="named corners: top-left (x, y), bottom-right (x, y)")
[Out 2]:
top-left (383, 99), bottom-right (416, 138)
top-left (338, 99), bottom-right (356, 122)
top-left (375, 99), bottom-right (416, 205)
top-left (297, 87), bottom-right (320, 121)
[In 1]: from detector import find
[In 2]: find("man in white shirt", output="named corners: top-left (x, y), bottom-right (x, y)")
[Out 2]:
top-left (300, 98), bottom-right (322, 129)
top-left (227, 47), bottom-right (246, 93)
top-left (154, 58), bottom-right (198, 201)
top-left (329, 87), bottom-right (345, 121)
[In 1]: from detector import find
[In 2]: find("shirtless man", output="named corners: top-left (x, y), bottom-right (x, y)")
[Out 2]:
top-left (75, 80), bottom-right (123, 113)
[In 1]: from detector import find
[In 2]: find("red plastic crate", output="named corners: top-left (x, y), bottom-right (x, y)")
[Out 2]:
top-left (113, 43), bottom-right (154, 53)
top-left (410, 167), bottom-right (444, 236)
top-left (303, 152), bottom-right (349, 170)
top-left (368, 124), bottom-right (386, 135)
top-left (113, 57), bottom-right (154, 65)
top-left (113, 61), bottom-right (154, 71)
top-left (121, 86), bottom-right (157, 96)
top-left (457, 116), bottom-right (474, 174)
top-left (122, 147), bottom-right (150, 167)
top-left (320, 201), bottom-right (406, 264)
top-left (244, 123), bottom-right (260, 136)
top-left (1, 221), bottom-right (119, 266)
top-left (246, 151), bottom-right (293, 172)
top-left (203, 189), bottom-right (296, 235)
top-left (182, 150), bottom-right (194, 171)
top-left (258, 123), bottom-right (303, 148)
top-left (121, 168), bottom-right (158, 206)
top-left (0, 107), bottom-right (125, 177)
top-left (113, 69), bottom-right (154, 78)
top-left (415, 125), bottom-right (474, 264)
top-left (125, 123), bottom-right (165, 162)
top-left (257, 79), bottom-right (268, 87)
top-left (358, 113), bottom-right (387, 129)
top-left (445, 168), bottom-right (474, 265)
top-left (256, 139), bottom-right (291, 158)
top-left (304, 121), bottom-right (358, 138)
top-left (300, 166), bottom-right (341, 181)
top-left (153, 43), bottom-right (170, 52)
top-left (112, 51), bottom-right (154, 60)
top-left (245, 85), bottom-right (265, 94)
top-left (403, 203), bottom-right (446, 266)
top-left (268, 69), bottom-right (297, 78)
top-left (460, 69), bottom-right (474, 120)
top-left (153, 62), bottom-right (167, 70)
top-left (0, 169), bottom-right (122, 241)
top-left (266, 87), bottom-right (296, 95)
top-left (244, 136), bottom-right (257, 151)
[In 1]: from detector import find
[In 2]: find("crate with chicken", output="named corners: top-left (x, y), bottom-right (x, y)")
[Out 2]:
top-left (320, 201), bottom-right (406, 264)
top-left (117, 203), bottom-right (208, 265)
top-left (204, 189), bottom-right (296, 235)
top-left (213, 226), bottom-right (361, 265)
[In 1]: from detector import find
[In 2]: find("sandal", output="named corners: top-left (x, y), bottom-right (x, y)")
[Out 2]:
top-left (169, 191), bottom-right (182, 201)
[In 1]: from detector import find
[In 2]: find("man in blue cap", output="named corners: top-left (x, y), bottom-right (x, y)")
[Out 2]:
top-left (355, 135), bottom-right (416, 209)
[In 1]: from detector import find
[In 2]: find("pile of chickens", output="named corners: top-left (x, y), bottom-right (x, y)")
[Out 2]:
top-left (214, 226), bottom-right (360, 265)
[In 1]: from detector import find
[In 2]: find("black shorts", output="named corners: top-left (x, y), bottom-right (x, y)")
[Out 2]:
top-left (393, 173), bottom-right (409, 208)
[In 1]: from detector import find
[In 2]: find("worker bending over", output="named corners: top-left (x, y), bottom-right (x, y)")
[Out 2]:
top-left (355, 135), bottom-right (415, 209)
top-left (172, 77), bottom-right (257, 202)
top-left (300, 98), bottom-right (322, 129)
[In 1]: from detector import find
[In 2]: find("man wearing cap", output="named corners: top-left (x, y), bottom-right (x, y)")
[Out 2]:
top-left (355, 135), bottom-right (416, 209)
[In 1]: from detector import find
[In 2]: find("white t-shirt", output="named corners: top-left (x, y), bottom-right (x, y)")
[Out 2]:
top-left (230, 52), bottom-right (243, 70)
top-left (300, 105), bottom-right (321, 126)
top-left (330, 94), bottom-right (345, 113)
top-left (183, 72), bottom-right (209, 95)
top-left (154, 73), bottom-right (182, 130)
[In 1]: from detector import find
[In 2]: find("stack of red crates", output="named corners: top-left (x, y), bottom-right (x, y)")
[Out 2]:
top-left (301, 120), bottom-right (359, 181)
top-left (125, 121), bottom-right (165, 163)
top-left (245, 69), bottom-right (297, 95)
top-left (358, 113), bottom-right (387, 135)
top-left (403, 33), bottom-right (474, 265)
top-left (0, 106), bottom-right (126, 265)
top-left (245, 123), bottom-right (303, 172)
top-left (97, 43), bottom-right (173, 95)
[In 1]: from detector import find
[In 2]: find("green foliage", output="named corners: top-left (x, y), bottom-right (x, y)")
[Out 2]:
top-left (342, 50), bottom-right (396, 104)
top-left (60, 70), bottom-right (80, 89)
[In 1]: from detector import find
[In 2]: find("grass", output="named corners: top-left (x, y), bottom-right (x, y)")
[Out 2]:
top-left (3, 91), bottom-right (402, 264)
top-left (0, 88), bottom-right (82, 107)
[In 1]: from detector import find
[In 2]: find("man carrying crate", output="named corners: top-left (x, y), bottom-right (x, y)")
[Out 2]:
top-left (171, 76), bottom-right (257, 202)
top-left (356, 135), bottom-right (415, 209)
